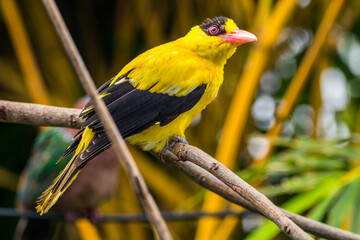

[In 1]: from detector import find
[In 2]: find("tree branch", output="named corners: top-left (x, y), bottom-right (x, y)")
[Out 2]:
top-left (2, 100), bottom-right (359, 239)
top-left (40, 1), bottom-right (172, 239)
top-left (161, 150), bottom-right (360, 240)
top-left (0, 100), bottom-right (83, 128)
top-left (170, 143), bottom-right (311, 239)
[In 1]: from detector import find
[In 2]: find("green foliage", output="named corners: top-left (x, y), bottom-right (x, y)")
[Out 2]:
top-left (245, 137), bottom-right (360, 239)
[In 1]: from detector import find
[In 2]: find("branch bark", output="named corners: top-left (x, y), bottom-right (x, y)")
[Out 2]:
top-left (161, 150), bottom-right (360, 240)
top-left (2, 100), bottom-right (360, 239)
top-left (40, 1), bottom-right (172, 239)
top-left (0, 100), bottom-right (83, 128)
top-left (170, 143), bottom-right (311, 240)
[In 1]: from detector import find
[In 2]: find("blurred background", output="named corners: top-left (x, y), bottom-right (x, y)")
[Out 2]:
top-left (0, 0), bottom-right (360, 239)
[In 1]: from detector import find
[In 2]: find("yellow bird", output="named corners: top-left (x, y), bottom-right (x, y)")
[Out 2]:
top-left (36, 16), bottom-right (257, 214)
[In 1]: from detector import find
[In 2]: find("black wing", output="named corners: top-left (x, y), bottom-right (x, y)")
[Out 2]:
top-left (84, 81), bottom-right (206, 137)
top-left (63, 74), bottom-right (206, 162)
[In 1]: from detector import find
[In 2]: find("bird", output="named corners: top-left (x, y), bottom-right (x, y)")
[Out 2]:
top-left (15, 99), bottom-right (119, 240)
top-left (36, 16), bottom-right (257, 215)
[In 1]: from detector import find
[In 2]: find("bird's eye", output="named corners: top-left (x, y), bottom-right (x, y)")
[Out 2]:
top-left (209, 25), bottom-right (219, 35)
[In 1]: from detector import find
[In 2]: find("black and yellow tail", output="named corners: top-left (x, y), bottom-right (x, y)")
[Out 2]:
top-left (35, 154), bottom-right (82, 215)
top-left (36, 127), bottom-right (97, 215)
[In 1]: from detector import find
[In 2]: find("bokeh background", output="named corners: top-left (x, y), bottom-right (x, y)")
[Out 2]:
top-left (1, 0), bottom-right (360, 239)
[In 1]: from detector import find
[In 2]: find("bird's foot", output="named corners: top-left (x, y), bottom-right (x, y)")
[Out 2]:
top-left (158, 136), bottom-right (188, 161)
top-left (173, 136), bottom-right (188, 145)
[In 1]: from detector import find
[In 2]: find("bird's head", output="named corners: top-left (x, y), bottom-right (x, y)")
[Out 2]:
top-left (182, 17), bottom-right (257, 64)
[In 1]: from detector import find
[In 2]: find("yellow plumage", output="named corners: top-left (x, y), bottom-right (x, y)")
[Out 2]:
top-left (119, 19), bottom-right (241, 152)
top-left (36, 17), bottom-right (256, 214)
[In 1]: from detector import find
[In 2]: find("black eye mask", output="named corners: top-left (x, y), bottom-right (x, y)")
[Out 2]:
top-left (200, 16), bottom-right (228, 36)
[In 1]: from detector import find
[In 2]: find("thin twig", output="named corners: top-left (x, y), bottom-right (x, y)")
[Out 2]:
top-left (171, 144), bottom-right (312, 239)
top-left (0, 207), bottom-right (254, 222)
top-left (40, 1), bottom-right (172, 239)
top-left (2, 101), bottom-right (359, 239)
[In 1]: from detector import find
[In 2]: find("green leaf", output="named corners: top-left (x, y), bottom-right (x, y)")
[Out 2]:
top-left (328, 177), bottom-right (360, 228)
top-left (351, 182), bottom-right (360, 234)
top-left (307, 192), bottom-right (336, 221)
top-left (259, 173), bottom-right (333, 197)
top-left (273, 137), bottom-right (360, 161)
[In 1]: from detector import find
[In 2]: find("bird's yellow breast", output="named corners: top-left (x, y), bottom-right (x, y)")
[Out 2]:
top-left (126, 70), bottom-right (223, 152)
top-left (124, 47), bottom-right (225, 152)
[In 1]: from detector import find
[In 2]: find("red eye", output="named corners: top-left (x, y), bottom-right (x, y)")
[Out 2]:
top-left (209, 25), bottom-right (219, 35)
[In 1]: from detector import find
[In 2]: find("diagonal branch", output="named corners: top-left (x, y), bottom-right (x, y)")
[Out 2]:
top-left (161, 149), bottom-right (360, 240)
top-left (3, 101), bottom-right (360, 239)
top-left (170, 143), bottom-right (311, 239)
top-left (40, 1), bottom-right (172, 239)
